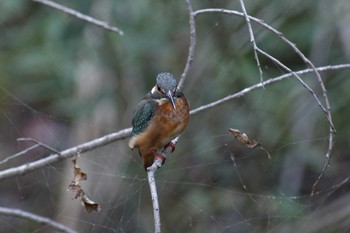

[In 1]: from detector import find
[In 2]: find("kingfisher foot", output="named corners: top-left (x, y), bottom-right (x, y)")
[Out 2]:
top-left (152, 151), bottom-right (166, 165)
top-left (164, 142), bottom-right (176, 152)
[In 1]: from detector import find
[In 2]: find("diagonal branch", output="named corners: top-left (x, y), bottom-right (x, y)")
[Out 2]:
top-left (0, 206), bottom-right (77, 233)
top-left (178, 0), bottom-right (196, 91)
top-left (0, 128), bottom-right (131, 181)
top-left (256, 48), bottom-right (330, 125)
top-left (0, 144), bottom-right (39, 165)
top-left (190, 64), bottom-right (350, 116)
top-left (17, 138), bottom-right (62, 155)
top-left (238, 0), bottom-right (264, 85)
top-left (33, 0), bottom-right (124, 35)
top-left (0, 64), bottom-right (348, 182)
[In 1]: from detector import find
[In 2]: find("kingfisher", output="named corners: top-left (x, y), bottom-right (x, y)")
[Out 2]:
top-left (128, 72), bottom-right (190, 168)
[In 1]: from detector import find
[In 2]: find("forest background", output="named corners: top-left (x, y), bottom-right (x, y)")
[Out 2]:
top-left (1, 0), bottom-right (350, 232)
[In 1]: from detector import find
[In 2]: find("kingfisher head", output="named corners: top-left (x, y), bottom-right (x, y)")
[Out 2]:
top-left (151, 72), bottom-right (177, 109)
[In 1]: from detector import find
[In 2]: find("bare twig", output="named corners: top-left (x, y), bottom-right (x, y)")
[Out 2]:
top-left (0, 144), bottom-right (39, 165)
top-left (147, 170), bottom-right (161, 233)
top-left (17, 137), bottom-right (62, 155)
top-left (255, 49), bottom-right (336, 196)
top-left (238, 0), bottom-right (264, 85)
top-left (33, 0), bottom-right (124, 35)
top-left (190, 64), bottom-right (350, 116)
top-left (0, 128), bottom-right (131, 181)
top-left (0, 206), bottom-right (77, 233)
top-left (256, 48), bottom-right (330, 122)
top-left (194, 8), bottom-right (335, 125)
top-left (178, 0), bottom-right (196, 91)
top-left (193, 8), bottom-right (333, 123)
top-left (194, 8), bottom-right (334, 113)
top-left (311, 145), bottom-right (334, 196)
top-left (147, 137), bottom-right (179, 233)
top-left (252, 30), bottom-right (335, 195)
top-left (0, 65), bottom-right (349, 182)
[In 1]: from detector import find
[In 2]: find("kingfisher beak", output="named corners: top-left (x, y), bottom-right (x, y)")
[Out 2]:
top-left (166, 90), bottom-right (176, 109)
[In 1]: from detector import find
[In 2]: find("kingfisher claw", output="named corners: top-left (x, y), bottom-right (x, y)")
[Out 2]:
top-left (165, 142), bottom-right (176, 152)
top-left (152, 151), bottom-right (166, 165)
top-left (154, 154), bottom-right (166, 165)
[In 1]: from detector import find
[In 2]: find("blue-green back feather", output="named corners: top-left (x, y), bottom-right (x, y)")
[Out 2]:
top-left (131, 96), bottom-right (157, 136)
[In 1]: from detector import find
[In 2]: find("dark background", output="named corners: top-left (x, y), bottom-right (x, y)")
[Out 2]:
top-left (1, 0), bottom-right (350, 232)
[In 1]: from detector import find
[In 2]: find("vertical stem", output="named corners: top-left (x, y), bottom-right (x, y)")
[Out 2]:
top-left (147, 169), bottom-right (161, 233)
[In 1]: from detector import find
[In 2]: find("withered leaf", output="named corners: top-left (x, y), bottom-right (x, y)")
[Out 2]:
top-left (68, 184), bottom-right (84, 199)
top-left (81, 195), bottom-right (101, 213)
top-left (72, 158), bottom-right (87, 184)
top-left (229, 128), bottom-right (261, 149)
top-left (229, 128), bottom-right (271, 159)
top-left (68, 155), bottom-right (101, 213)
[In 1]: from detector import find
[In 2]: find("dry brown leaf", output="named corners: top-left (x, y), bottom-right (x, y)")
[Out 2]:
top-left (72, 158), bottom-right (87, 183)
top-left (67, 155), bottom-right (101, 213)
top-left (229, 128), bottom-right (261, 149)
top-left (81, 195), bottom-right (101, 213)
top-left (229, 128), bottom-right (271, 159)
top-left (68, 184), bottom-right (84, 199)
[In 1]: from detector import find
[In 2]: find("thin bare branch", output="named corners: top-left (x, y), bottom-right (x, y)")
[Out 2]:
top-left (0, 128), bottom-right (131, 181)
top-left (0, 65), bottom-right (349, 182)
top-left (194, 7), bottom-right (336, 126)
top-left (33, 0), bottom-right (124, 35)
top-left (194, 8), bottom-right (335, 124)
top-left (238, 0), bottom-right (264, 85)
top-left (190, 64), bottom-right (350, 116)
top-left (256, 49), bottom-right (329, 124)
top-left (17, 137), bottom-right (62, 155)
top-left (147, 170), bottom-right (161, 233)
top-left (178, 0), bottom-right (196, 91)
top-left (0, 206), bottom-right (77, 233)
top-left (146, 137), bottom-right (179, 233)
top-left (0, 144), bottom-right (39, 165)
top-left (311, 145), bottom-right (334, 196)
top-left (255, 49), bottom-right (335, 196)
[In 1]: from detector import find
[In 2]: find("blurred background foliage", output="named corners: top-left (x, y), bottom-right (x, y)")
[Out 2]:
top-left (0, 0), bottom-right (350, 232)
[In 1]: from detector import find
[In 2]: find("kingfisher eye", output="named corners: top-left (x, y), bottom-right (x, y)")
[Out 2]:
top-left (157, 86), bottom-right (163, 93)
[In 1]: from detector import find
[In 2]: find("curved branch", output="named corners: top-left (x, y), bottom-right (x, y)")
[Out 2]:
top-left (194, 8), bottom-right (336, 192)
top-left (194, 7), bottom-right (335, 126)
top-left (33, 0), bottom-right (124, 35)
top-left (178, 0), bottom-right (196, 91)
top-left (0, 206), bottom-right (77, 233)
top-left (0, 144), bottom-right (39, 165)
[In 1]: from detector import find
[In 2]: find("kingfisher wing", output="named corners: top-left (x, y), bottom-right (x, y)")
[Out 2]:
top-left (131, 97), bottom-right (157, 136)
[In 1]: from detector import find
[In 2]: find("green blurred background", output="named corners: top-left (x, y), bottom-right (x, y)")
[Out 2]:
top-left (1, 0), bottom-right (350, 232)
